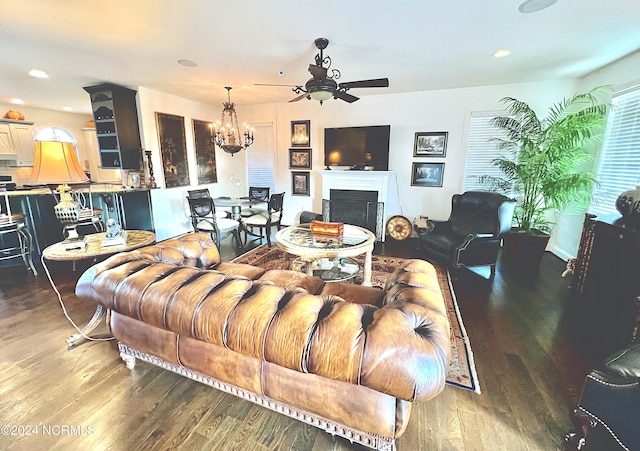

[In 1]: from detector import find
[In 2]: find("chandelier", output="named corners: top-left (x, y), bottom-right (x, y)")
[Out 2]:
top-left (211, 87), bottom-right (254, 156)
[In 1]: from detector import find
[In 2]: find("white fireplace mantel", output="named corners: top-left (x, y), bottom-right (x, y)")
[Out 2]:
top-left (319, 170), bottom-right (394, 203)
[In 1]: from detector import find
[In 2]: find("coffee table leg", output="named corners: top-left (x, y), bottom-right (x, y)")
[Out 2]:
top-left (362, 251), bottom-right (373, 287)
top-left (66, 305), bottom-right (107, 348)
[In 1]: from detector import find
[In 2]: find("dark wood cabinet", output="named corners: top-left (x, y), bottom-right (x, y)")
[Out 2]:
top-left (572, 214), bottom-right (640, 347)
top-left (83, 83), bottom-right (142, 170)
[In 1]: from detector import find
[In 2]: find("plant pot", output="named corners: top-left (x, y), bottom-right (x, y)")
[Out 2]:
top-left (502, 229), bottom-right (550, 267)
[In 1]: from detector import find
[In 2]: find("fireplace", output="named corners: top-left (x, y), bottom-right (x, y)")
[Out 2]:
top-left (323, 190), bottom-right (383, 240)
top-left (319, 170), bottom-right (396, 241)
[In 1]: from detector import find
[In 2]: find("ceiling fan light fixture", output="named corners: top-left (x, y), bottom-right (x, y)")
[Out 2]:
top-left (310, 89), bottom-right (333, 102)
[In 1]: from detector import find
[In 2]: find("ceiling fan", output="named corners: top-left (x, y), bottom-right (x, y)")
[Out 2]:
top-left (257, 38), bottom-right (389, 104)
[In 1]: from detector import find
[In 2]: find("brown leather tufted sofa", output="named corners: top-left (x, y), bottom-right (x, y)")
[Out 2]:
top-left (75, 233), bottom-right (451, 450)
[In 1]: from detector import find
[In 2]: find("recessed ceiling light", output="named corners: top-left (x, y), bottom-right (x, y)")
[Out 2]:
top-left (518, 0), bottom-right (558, 13)
top-left (493, 50), bottom-right (511, 58)
top-left (63, 106), bottom-right (72, 111)
top-left (29, 69), bottom-right (49, 79)
top-left (178, 59), bottom-right (198, 67)
top-left (11, 98), bottom-right (24, 105)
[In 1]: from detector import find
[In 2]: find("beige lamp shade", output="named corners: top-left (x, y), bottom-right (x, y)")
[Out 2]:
top-left (30, 141), bottom-right (89, 185)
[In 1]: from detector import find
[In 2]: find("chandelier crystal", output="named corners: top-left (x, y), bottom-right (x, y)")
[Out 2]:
top-left (211, 87), bottom-right (254, 156)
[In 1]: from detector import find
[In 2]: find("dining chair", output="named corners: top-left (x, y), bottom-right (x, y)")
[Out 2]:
top-left (243, 192), bottom-right (284, 247)
top-left (188, 188), bottom-right (228, 219)
top-left (186, 195), bottom-right (242, 249)
top-left (240, 186), bottom-right (270, 218)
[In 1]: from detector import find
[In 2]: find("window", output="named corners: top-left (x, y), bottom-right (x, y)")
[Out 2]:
top-left (246, 123), bottom-right (275, 192)
top-left (35, 126), bottom-right (77, 144)
top-left (462, 110), bottom-right (513, 193)
top-left (590, 86), bottom-right (640, 216)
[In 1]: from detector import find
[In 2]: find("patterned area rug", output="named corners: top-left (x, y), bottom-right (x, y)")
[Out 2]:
top-left (233, 244), bottom-right (481, 394)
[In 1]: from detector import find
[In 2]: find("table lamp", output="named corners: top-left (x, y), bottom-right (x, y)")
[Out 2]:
top-left (29, 141), bottom-right (89, 240)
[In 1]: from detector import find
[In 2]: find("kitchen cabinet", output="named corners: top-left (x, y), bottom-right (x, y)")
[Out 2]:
top-left (0, 119), bottom-right (36, 166)
top-left (83, 83), bottom-right (142, 170)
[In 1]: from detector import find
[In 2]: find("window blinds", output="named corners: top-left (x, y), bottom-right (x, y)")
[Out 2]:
top-left (590, 86), bottom-right (640, 216)
top-left (246, 123), bottom-right (276, 192)
top-left (462, 110), bottom-right (512, 193)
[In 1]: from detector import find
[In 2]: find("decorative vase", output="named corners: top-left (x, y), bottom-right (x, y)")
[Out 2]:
top-left (615, 186), bottom-right (640, 221)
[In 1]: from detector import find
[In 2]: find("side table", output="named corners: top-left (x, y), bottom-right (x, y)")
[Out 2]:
top-left (42, 230), bottom-right (156, 347)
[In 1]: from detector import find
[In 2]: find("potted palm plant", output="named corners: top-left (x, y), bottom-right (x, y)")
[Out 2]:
top-left (480, 86), bottom-right (611, 265)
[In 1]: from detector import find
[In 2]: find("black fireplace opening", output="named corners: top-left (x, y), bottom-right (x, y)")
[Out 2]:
top-left (323, 189), bottom-right (383, 239)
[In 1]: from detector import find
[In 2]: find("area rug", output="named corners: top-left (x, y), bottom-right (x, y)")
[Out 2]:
top-left (232, 244), bottom-right (481, 394)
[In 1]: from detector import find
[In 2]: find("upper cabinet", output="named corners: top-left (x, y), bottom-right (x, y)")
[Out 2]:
top-left (0, 119), bottom-right (36, 167)
top-left (83, 83), bottom-right (142, 170)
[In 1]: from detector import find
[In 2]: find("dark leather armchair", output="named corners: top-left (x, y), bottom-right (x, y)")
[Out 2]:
top-left (417, 191), bottom-right (516, 275)
top-left (566, 342), bottom-right (640, 450)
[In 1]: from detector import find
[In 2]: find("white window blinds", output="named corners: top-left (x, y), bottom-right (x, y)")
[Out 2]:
top-left (590, 86), bottom-right (640, 216)
top-left (462, 110), bottom-right (513, 193)
top-left (246, 123), bottom-right (276, 192)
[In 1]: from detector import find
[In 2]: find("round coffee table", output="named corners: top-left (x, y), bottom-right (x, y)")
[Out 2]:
top-left (42, 230), bottom-right (156, 347)
top-left (275, 224), bottom-right (376, 286)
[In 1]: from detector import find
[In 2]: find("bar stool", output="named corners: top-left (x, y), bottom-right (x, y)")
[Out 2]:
top-left (0, 189), bottom-right (38, 275)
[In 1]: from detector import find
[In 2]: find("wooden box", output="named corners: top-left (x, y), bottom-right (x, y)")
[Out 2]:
top-left (310, 220), bottom-right (344, 245)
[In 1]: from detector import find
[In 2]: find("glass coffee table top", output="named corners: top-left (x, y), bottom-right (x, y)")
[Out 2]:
top-left (277, 224), bottom-right (370, 249)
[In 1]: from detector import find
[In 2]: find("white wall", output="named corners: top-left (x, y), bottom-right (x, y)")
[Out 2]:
top-left (134, 80), bottom-right (583, 244)
top-left (240, 80), bottom-right (578, 232)
top-left (136, 87), bottom-right (251, 240)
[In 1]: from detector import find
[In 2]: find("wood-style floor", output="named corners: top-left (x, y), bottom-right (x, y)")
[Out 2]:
top-left (0, 237), bottom-right (626, 450)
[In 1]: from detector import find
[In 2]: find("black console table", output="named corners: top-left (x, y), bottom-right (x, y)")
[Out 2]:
top-left (572, 213), bottom-right (640, 345)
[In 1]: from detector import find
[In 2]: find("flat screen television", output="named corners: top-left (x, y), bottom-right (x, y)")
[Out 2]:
top-left (324, 125), bottom-right (390, 171)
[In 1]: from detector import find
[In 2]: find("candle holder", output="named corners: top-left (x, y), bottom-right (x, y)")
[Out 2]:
top-left (145, 150), bottom-right (157, 188)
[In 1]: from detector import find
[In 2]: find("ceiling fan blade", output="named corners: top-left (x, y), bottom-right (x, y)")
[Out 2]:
top-left (308, 64), bottom-right (327, 79)
top-left (289, 93), bottom-right (309, 103)
top-left (333, 90), bottom-right (359, 103)
top-left (338, 78), bottom-right (389, 89)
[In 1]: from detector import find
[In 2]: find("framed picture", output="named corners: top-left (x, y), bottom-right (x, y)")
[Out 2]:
top-left (291, 120), bottom-right (310, 147)
top-left (411, 162), bottom-right (445, 187)
top-left (156, 112), bottom-right (190, 188)
top-left (192, 119), bottom-right (218, 185)
top-left (289, 148), bottom-right (312, 169)
top-left (413, 132), bottom-right (448, 157)
top-left (291, 171), bottom-right (310, 196)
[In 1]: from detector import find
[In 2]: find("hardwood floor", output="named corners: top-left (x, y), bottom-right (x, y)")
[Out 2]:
top-left (0, 237), bottom-right (626, 450)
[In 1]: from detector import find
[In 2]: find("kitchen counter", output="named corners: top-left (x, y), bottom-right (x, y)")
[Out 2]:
top-left (1, 184), bottom-right (155, 261)
top-left (5, 183), bottom-right (152, 196)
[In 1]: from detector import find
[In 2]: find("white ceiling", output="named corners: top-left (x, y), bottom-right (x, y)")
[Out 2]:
top-left (1, 0), bottom-right (639, 114)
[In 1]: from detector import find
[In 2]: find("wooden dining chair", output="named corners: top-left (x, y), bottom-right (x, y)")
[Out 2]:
top-left (240, 186), bottom-right (270, 218)
top-left (186, 195), bottom-right (242, 249)
top-left (243, 192), bottom-right (284, 247)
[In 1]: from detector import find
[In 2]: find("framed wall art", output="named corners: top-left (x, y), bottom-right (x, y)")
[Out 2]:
top-left (192, 119), bottom-right (218, 184)
top-left (291, 120), bottom-right (310, 147)
top-left (413, 131), bottom-right (448, 157)
top-left (156, 112), bottom-right (190, 188)
top-left (411, 162), bottom-right (445, 187)
top-left (289, 148), bottom-right (312, 169)
top-left (291, 171), bottom-right (310, 196)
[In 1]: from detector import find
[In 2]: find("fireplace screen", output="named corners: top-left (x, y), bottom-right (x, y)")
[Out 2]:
top-left (322, 193), bottom-right (384, 241)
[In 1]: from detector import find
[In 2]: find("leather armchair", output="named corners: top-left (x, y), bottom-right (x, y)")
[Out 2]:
top-left (566, 342), bottom-right (640, 450)
top-left (417, 191), bottom-right (516, 275)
